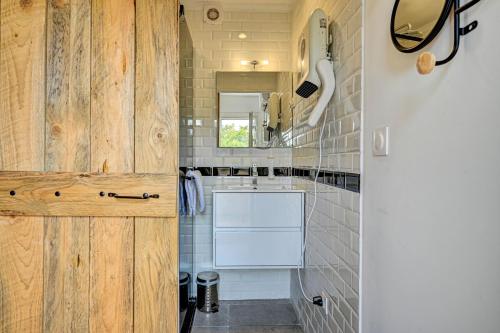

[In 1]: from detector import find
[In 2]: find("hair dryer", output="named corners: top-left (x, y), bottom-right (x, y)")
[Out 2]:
top-left (307, 58), bottom-right (336, 127)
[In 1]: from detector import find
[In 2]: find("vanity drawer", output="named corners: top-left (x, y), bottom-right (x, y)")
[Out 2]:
top-left (214, 192), bottom-right (303, 228)
top-left (214, 230), bottom-right (302, 268)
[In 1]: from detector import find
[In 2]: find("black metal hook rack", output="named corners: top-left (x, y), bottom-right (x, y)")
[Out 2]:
top-left (436, 0), bottom-right (482, 67)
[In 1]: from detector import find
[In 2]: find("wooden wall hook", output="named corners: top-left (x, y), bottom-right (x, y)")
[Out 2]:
top-left (417, 52), bottom-right (436, 75)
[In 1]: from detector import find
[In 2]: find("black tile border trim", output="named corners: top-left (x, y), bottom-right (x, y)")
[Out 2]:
top-left (179, 167), bottom-right (291, 177)
top-left (179, 166), bottom-right (360, 193)
top-left (345, 173), bottom-right (361, 193)
top-left (292, 168), bottom-right (360, 193)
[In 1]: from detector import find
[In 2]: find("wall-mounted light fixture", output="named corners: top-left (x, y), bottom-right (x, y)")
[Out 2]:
top-left (238, 32), bottom-right (247, 40)
top-left (240, 59), bottom-right (270, 70)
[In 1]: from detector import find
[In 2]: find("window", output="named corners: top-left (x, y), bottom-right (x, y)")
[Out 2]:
top-left (219, 119), bottom-right (249, 148)
top-left (218, 93), bottom-right (262, 148)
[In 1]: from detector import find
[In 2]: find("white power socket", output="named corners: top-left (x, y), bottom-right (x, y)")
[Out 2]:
top-left (321, 291), bottom-right (329, 316)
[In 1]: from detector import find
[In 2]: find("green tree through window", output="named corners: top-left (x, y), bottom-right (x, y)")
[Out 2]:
top-left (220, 122), bottom-right (249, 147)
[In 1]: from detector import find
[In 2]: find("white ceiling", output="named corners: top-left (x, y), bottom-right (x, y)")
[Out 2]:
top-left (182, 0), bottom-right (297, 13)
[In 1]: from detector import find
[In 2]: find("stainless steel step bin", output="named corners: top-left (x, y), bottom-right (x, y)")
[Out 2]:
top-left (196, 271), bottom-right (219, 313)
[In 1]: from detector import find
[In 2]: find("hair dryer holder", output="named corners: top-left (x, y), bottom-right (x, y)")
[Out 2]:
top-left (438, 0), bottom-right (481, 66)
top-left (417, 0), bottom-right (482, 74)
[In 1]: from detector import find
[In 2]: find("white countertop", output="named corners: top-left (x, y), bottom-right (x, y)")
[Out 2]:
top-left (212, 184), bottom-right (305, 193)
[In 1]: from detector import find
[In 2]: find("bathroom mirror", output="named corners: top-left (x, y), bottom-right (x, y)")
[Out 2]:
top-left (216, 72), bottom-right (293, 148)
top-left (391, 0), bottom-right (453, 52)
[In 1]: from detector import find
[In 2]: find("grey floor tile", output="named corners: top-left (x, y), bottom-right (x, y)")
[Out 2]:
top-left (193, 328), bottom-right (302, 333)
top-left (191, 327), bottom-right (229, 333)
top-left (228, 326), bottom-right (303, 333)
top-left (229, 302), bottom-right (299, 326)
top-left (193, 303), bottom-right (230, 328)
top-left (223, 299), bottom-right (293, 306)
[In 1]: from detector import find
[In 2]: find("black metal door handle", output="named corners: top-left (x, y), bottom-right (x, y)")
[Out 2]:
top-left (107, 192), bottom-right (160, 199)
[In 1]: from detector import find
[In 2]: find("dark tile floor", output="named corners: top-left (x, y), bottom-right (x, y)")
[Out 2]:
top-left (192, 299), bottom-right (302, 333)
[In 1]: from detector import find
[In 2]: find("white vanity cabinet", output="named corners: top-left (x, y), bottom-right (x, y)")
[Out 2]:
top-left (213, 190), bottom-right (304, 269)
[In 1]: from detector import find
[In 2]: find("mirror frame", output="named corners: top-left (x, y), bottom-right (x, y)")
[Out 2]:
top-left (390, 0), bottom-right (454, 53)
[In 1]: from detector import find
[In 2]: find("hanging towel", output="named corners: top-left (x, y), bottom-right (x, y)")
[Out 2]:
top-left (267, 93), bottom-right (280, 130)
top-left (179, 172), bottom-right (187, 216)
top-left (185, 170), bottom-right (205, 216)
top-left (185, 176), bottom-right (196, 216)
top-left (191, 170), bottom-right (205, 213)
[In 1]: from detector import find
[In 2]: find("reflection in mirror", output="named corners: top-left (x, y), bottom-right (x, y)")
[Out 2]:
top-left (392, 0), bottom-right (448, 51)
top-left (217, 72), bottom-right (293, 148)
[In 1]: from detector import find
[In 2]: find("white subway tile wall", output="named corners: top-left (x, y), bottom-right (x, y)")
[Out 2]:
top-left (291, 179), bottom-right (361, 333)
top-left (180, 18), bottom-right (194, 168)
top-left (181, 3), bottom-right (362, 328)
top-left (290, 1), bottom-right (362, 333)
top-left (185, 9), bottom-right (293, 168)
top-left (182, 9), bottom-right (296, 299)
top-left (180, 18), bottom-right (195, 276)
top-left (182, 176), bottom-right (294, 299)
top-left (292, 0), bottom-right (362, 174)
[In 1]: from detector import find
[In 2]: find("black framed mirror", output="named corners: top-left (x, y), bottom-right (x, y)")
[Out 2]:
top-left (390, 0), bottom-right (454, 53)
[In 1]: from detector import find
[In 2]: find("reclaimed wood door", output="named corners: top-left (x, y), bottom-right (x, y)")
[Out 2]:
top-left (0, 0), bottom-right (179, 332)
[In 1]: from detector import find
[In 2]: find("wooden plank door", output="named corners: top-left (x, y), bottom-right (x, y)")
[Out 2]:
top-left (43, 0), bottom-right (91, 331)
top-left (0, 0), bottom-right (179, 332)
top-left (0, 0), bottom-right (47, 330)
top-left (89, 0), bottom-right (135, 330)
top-left (134, 0), bottom-right (179, 331)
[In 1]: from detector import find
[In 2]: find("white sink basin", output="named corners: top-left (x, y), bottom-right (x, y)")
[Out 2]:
top-left (213, 185), bottom-right (304, 193)
top-left (225, 185), bottom-right (258, 190)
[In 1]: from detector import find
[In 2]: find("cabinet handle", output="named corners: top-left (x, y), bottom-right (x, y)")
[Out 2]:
top-left (107, 192), bottom-right (160, 199)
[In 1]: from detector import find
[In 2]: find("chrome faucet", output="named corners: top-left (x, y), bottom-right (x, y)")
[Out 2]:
top-left (251, 163), bottom-right (258, 177)
top-left (251, 163), bottom-right (258, 188)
